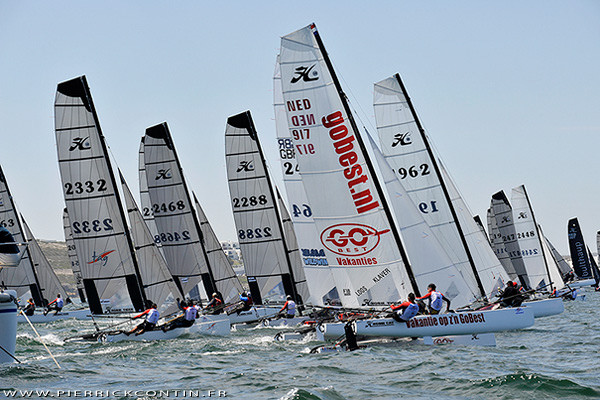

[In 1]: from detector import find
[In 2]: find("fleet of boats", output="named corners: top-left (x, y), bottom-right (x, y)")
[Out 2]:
top-left (1, 22), bottom-right (598, 363)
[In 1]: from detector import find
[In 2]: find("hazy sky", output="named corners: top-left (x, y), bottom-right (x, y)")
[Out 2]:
top-left (1, 1), bottom-right (598, 255)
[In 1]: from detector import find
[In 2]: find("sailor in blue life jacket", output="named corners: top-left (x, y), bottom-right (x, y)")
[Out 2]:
top-left (22, 298), bottom-right (35, 316)
top-left (279, 295), bottom-right (296, 318)
top-left (126, 303), bottom-right (159, 336)
top-left (239, 292), bottom-right (253, 311)
top-left (390, 293), bottom-right (419, 322)
top-left (163, 300), bottom-right (198, 331)
top-left (44, 294), bottom-right (64, 315)
top-left (204, 293), bottom-right (223, 315)
top-left (416, 284), bottom-right (452, 314)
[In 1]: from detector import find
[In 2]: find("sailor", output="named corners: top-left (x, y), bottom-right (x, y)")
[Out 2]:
top-left (0, 226), bottom-right (19, 254)
top-left (279, 295), bottom-right (296, 318)
top-left (163, 300), bottom-right (198, 331)
top-left (22, 298), bottom-right (36, 316)
top-left (126, 303), bottom-right (159, 336)
top-left (204, 293), bottom-right (223, 315)
top-left (239, 291), bottom-right (253, 312)
top-left (499, 281), bottom-right (524, 307)
top-left (44, 294), bottom-right (64, 315)
top-left (416, 284), bottom-right (452, 314)
top-left (390, 293), bottom-right (419, 322)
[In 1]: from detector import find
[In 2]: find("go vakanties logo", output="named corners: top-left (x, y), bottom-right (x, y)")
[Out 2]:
top-left (320, 223), bottom-right (389, 256)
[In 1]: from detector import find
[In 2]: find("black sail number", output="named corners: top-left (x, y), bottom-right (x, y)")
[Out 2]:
top-left (398, 164), bottom-right (430, 179)
top-left (72, 218), bottom-right (113, 234)
top-left (65, 179), bottom-right (108, 195)
top-left (238, 227), bottom-right (272, 240)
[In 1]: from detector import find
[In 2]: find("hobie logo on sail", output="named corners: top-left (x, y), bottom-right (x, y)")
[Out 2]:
top-left (69, 137), bottom-right (91, 151)
top-left (237, 160), bottom-right (254, 172)
top-left (517, 212), bottom-right (528, 219)
top-left (320, 223), bottom-right (389, 256)
top-left (155, 169), bottom-right (172, 180)
top-left (291, 65), bottom-right (319, 83)
top-left (391, 132), bottom-right (411, 147)
top-left (88, 250), bottom-right (115, 266)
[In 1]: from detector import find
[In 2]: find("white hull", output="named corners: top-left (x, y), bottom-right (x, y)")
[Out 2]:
top-left (522, 297), bottom-right (564, 318)
top-left (0, 291), bottom-right (18, 363)
top-left (228, 306), bottom-right (280, 324)
top-left (318, 307), bottom-right (534, 340)
top-left (98, 314), bottom-right (230, 343)
top-left (17, 308), bottom-right (90, 324)
top-left (566, 279), bottom-right (596, 288)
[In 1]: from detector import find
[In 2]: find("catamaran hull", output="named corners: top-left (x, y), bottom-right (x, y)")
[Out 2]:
top-left (0, 291), bottom-right (17, 363)
top-left (228, 306), bottom-right (280, 324)
top-left (566, 279), bottom-right (596, 288)
top-left (261, 316), bottom-right (311, 328)
top-left (318, 307), bottom-right (534, 340)
top-left (99, 315), bottom-right (230, 343)
top-left (17, 309), bottom-right (90, 323)
top-left (522, 297), bottom-right (564, 317)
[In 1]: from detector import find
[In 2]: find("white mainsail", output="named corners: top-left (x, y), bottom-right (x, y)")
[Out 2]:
top-left (487, 206), bottom-right (517, 280)
top-left (273, 55), bottom-right (338, 307)
top-left (120, 172), bottom-right (182, 313)
top-left (225, 111), bottom-right (307, 305)
top-left (373, 74), bottom-right (485, 300)
top-left (192, 192), bottom-right (244, 303)
top-left (368, 134), bottom-right (479, 307)
top-left (489, 191), bottom-right (530, 288)
top-left (55, 75), bottom-right (146, 314)
top-left (279, 24), bottom-right (416, 308)
top-left (510, 185), bottom-right (553, 291)
top-left (142, 122), bottom-right (216, 302)
top-left (22, 218), bottom-right (70, 304)
top-left (138, 139), bottom-right (163, 254)
top-left (0, 166), bottom-right (42, 303)
top-left (63, 208), bottom-right (86, 303)
top-left (538, 226), bottom-right (565, 291)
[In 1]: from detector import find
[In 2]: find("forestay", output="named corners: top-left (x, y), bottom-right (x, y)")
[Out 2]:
top-left (120, 172), bottom-right (182, 314)
top-left (225, 110), bottom-right (305, 305)
top-left (279, 24), bottom-right (416, 308)
top-left (55, 75), bottom-right (146, 314)
top-left (273, 55), bottom-right (338, 307)
top-left (0, 166), bottom-right (42, 303)
top-left (63, 208), bottom-right (86, 303)
top-left (193, 192), bottom-right (244, 303)
top-left (373, 75), bottom-right (484, 300)
top-left (143, 122), bottom-right (216, 301)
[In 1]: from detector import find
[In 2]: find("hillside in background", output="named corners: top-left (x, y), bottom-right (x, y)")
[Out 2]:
top-left (38, 240), bottom-right (76, 295)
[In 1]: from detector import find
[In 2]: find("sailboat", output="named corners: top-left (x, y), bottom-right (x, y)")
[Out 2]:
top-left (225, 110), bottom-right (310, 325)
top-left (55, 76), bottom-right (228, 341)
top-left (142, 122), bottom-right (242, 312)
top-left (567, 218), bottom-right (596, 287)
top-left (278, 23), bottom-right (534, 341)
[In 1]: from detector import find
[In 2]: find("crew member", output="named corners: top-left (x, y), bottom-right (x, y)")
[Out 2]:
top-left (239, 292), bottom-right (253, 312)
top-left (126, 303), bottom-right (159, 336)
top-left (163, 300), bottom-right (198, 331)
top-left (22, 298), bottom-right (35, 316)
top-left (499, 281), bottom-right (524, 307)
top-left (279, 295), bottom-right (296, 318)
top-left (390, 293), bottom-right (419, 322)
top-left (204, 293), bottom-right (223, 315)
top-left (416, 284), bottom-right (451, 314)
top-left (44, 294), bottom-right (64, 315)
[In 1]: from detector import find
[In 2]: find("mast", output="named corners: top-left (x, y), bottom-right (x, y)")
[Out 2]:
top-left (390, 73), bottom-right (486, 299)
top-left (311, 27), bottom-right (420, 296)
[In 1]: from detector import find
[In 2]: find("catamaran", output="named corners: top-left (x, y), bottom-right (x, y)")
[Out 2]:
top-left (55, 76), bottom-right (228, 341)
top-left (225, 110), bottom-right (310, 326)
top-left (567, 218), bottom-right (597, 288)
top-left (276, 23), bottom-right (535, 343)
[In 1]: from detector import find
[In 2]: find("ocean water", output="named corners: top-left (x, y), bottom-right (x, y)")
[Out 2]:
top-left (1, 291), bottom-right (599, 400)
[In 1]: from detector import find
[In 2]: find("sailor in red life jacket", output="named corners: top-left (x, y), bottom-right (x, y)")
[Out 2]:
top-left (279, 295), bottom-right (296, 319)
top-left (126, 303), bottom-right (159, 336)
top-left (44, 293), bottom-right (64, 316)
top-left (416, 284), bottom-right (452, 315)
top-left (204, 293), bottom-right (223, 315)
top-left (390, 293), bottom-right (419, 322)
